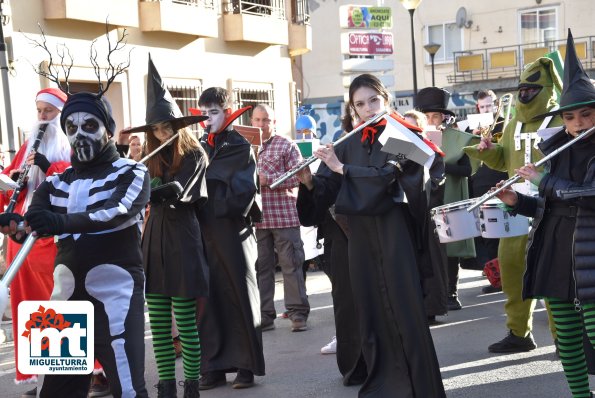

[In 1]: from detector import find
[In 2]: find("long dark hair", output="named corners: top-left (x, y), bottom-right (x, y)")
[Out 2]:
top-left (341, 74), bottom-right (391, 132)
top-left (146, 125), bottom-right (205, 178)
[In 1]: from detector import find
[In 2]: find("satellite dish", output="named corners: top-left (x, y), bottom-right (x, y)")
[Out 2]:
top-left (456, 7), bottom-right (473, 29)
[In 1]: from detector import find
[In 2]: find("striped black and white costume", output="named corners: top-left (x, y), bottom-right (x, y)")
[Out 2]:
top-left (29, 142), bottom-right (151, 398)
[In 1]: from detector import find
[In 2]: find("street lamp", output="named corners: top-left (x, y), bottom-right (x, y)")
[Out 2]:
top-left (400, 0), bottom-right (422, 98)
top-left (424, 42), bottom-right (441, 86)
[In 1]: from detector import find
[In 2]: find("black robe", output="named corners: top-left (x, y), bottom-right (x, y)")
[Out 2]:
top-left (420, 155), bottom-right (449, 317)
top-left (143, 146), bottom-right (209, 298)
top-left (297, 126), bottom-right (445, 397)
top-left (198, 129), bottom-right (265, 376)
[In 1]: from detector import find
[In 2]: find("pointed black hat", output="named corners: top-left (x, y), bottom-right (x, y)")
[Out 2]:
top-left (123, 54), bottom-right (207, 134)
top-left (415, 87), bottom-right (455, 117)
top-left (538, 29), bottom-right (595, 118)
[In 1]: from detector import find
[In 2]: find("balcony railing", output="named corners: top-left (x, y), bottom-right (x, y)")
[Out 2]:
top-left (291, 0), bottom-right (309, 25)
top-left (144, 0), bottom-right (216, 11)
top-left (225, 0), bottom-right (286, 19)
top-left (447, 35), bottom-right (595, 84)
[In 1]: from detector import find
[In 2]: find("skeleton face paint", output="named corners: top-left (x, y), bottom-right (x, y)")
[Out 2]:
top-left (65, 112), bottom-right (108, 162)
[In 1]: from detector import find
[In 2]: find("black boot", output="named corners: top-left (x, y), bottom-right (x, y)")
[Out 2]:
top-left (155, 380), bottom-right (177, 398)
top-left (180, 379), bottom-right (200, 398)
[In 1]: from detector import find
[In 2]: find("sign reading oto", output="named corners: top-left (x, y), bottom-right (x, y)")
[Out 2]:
top-left (18, 301), bottom-right (94, 374)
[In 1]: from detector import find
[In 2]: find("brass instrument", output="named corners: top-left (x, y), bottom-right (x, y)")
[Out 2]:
top-left (269, 110), bottom-right (388, 190)
top-left (5, 123), bottom-right (49, 213)
top-left (477, 93), bottom-right (514, 141)
top-left (467, 124), bottom-right (595, 212)
top-left (499, 93), bottom-right (514, 132)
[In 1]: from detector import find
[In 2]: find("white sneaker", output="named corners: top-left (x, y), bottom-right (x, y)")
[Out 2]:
top-left (320, 336), bottom-right (337, 354)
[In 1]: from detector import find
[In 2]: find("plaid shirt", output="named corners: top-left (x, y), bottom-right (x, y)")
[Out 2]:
top-left (256, 134), bottom-right (303, 229)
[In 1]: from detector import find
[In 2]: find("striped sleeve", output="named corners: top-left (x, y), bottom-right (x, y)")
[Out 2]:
top-left (61, 163), bottom-right (150, 234)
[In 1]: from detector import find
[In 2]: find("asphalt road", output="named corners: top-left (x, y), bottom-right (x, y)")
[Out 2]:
top-left (0, 269), bottom-right (587, 397)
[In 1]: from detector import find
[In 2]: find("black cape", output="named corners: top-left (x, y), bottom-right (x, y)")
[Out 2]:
top-left (198, 129), bottom-right (265, 376)
top-left (143, 146), bottom-right (209, 298)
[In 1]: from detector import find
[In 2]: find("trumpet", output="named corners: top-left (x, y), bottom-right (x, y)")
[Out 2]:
top-left (269, 110), bottom-right (388, 190)
top-left (467, 124), bottom-right (595, 212)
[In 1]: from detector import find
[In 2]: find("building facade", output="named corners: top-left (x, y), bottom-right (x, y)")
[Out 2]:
top-left (0, 0), bottom-right (311, 156)
top-left (300, 0), bottom-right (595, 143)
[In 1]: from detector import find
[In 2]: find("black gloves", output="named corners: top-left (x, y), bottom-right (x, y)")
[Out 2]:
top-left (33, 153), bottom-right (51, 174)
top-left (25, 210), bottom-right (65, 236)
top-left (0, 213), bottom-right (26, 243)
top-left (0, 212), bottom-right (23, 228)
top-left (150, 181), bottom-right (183, 204)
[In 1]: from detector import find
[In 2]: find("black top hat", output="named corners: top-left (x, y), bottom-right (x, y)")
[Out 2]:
top-left (537, 29), bottom-right (595, 118)
top-left (415, 87), bottom-right (455, 117)
top-left (123, 55), bottom-right (208, 134)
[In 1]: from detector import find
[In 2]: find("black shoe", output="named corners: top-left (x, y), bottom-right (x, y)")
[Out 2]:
top-left (482, 285), bottom-right (502, 294)
top-left (488, 330), bottom-right (537, 353)
top-left (261, 320), bottom-right (275, 331)
top-left (427, 315), bottom-right (438, 325)
top-left (155, 380), bottom-right (177, 398)
top-left (179, 379), bottom-right (200, 398)
top-left (199, 372), bottom-right (226, 390)
top-left (89, 373), bottom-right (111, 397)
top-left (447, 296), bottom-right (462, 311)
top-left (232, 369), bottom-right (254, 389)
top-left (21, 387), bottom-right (37, 398)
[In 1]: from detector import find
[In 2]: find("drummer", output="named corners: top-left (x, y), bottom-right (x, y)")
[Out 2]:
top-left (493, 30), bottom-right (595, 398)
top-left (416, 87), bottom-right (474, 312)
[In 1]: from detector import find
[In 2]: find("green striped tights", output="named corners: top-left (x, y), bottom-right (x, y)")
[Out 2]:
top-left (548, 298), bottom-right (595, 398)
top-left (146, 294), bottom-right (201, 381)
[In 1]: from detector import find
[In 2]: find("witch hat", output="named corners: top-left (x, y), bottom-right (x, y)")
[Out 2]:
top-left (537, 29), bottom-right (595, 118)
top-left (122, 54), bottom-right (207, 134)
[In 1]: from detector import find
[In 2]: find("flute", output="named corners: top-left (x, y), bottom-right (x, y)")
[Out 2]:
top-left (467, 125), bottom-right (595, 212)
top-left (269, 110), bottom-right (388, 190)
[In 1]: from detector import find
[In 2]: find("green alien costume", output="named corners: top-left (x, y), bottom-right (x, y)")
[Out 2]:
top-left (464, 57), bottom-right (562, 340)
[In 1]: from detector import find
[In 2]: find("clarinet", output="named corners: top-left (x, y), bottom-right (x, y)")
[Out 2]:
top-left (5, 123), bottom-right (49, 213)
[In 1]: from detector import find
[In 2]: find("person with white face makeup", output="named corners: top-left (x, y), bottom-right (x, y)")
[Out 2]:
top-left (0, 91), bottom-right (151, 398)
top-left (0, 88), bottom-right (70, 396)
top-left (196, 87), bottom-right (264, 391)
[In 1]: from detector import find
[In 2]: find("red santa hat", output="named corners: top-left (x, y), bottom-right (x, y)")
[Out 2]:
top-left (35, 88), bottom-right (68, 111)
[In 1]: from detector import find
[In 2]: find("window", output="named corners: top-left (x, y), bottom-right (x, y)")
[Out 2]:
top-left (232, 85), bottom-right (275, 126)
top-left (519, 7), bottom-right (557, 46)
top-left (166, 81), bottom-right (203, 134)
top-left (426, 23), bottom-right (463, 63)
top-left (291, 0), bottom-right (309, 24)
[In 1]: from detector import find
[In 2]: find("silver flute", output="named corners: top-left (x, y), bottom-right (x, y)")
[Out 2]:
top-left (269, 110), bottom-right (388, 190)
top-left (467, 125), bottom-right (595, 212)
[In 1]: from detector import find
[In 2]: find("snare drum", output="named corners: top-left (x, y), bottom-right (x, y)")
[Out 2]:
top-left (479, 199), bottom-right (529, 238)
top-left (431, 199), bottom-right (481, 243)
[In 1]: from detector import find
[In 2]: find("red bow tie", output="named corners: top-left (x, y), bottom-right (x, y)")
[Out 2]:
top-left (360, 119), bottom-right (387, 144)
top-left (207, 132), bottom-right (216, 147)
